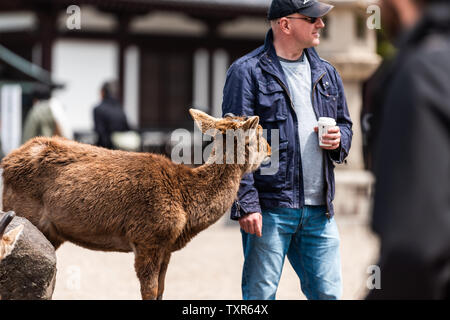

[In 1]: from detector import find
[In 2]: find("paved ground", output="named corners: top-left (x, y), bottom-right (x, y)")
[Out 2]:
top-left (1, 168), bottom-right (380, 300)
top-left (52, 215), bottom-right (380, 300)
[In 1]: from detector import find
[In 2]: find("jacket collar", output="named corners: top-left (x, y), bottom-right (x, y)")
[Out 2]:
top-left (258, 29), bottom-right (327, 88)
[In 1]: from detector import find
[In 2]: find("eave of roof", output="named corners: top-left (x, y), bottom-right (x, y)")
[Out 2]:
top-left (0, 44), bottom-right (62, 88)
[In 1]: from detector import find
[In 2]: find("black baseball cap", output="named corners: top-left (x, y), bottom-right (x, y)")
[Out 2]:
top-left (268, 0), bottom-right (334, 20)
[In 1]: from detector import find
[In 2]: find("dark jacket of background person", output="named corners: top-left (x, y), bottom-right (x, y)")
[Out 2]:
top-left (93, 96), bottom-right (130, 149)
top-left (366, 2), bottom-right (450, 299)
top-left (222, 30), bottom-right (353, 220)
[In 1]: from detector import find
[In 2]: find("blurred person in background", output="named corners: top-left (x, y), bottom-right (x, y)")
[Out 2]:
top-left (22, 87), bottom-right (72, 143)
top-left (222, 0), bottom-right (353, 300)
top-left (93, 81), bottom-right (131, 150)
top-left (364, 0), bottom-right (450, 299)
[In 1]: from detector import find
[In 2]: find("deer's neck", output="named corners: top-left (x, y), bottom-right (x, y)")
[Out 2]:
top-left (185, 161), bottom-right (243, 234)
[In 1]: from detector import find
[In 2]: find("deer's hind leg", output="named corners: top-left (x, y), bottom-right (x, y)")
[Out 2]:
top-left (2, 187), bottom-right (41, 226)
top-left (157, 251), bottom-right (171, 300)
top-left (37, 215), bottom-right (65, 249)
top-left (3, 187), bottom-right (65, 249)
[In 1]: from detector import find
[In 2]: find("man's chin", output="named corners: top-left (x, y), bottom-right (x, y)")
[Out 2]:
top-left (303, 38), bottom-right (320, 49)
top-left (310, 39), bottom-right (320, 47)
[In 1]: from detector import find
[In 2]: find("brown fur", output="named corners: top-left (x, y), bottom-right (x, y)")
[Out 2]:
top-left (1, 109), bottom-right (270, 299)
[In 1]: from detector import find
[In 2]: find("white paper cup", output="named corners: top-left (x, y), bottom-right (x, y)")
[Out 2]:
top-left (318, 117), bottom-right (337, 147)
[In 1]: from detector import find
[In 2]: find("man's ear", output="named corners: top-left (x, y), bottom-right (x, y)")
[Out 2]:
top-left (242, 116), bottom-right (260, 131)
top-left (189, 108), bottom-right (219, 136)
top-left (278, 18), bottom-right (291, 34)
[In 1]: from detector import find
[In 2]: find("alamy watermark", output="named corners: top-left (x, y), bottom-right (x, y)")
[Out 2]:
top-left (66, 265), bottom-right (81, 291)
top-left (170, 124), bottom-right (280, 176)
top-left (66, 5), bottom-right (81, 30)
top-left (367, 265), bottom-right (381, 290)
top-left (64, 3), bottom-right (382, 31)
top-left (367, 4), bottom-right (381, 30)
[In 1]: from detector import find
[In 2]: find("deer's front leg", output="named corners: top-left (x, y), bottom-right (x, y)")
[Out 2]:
top-left (134, 246), bottom-right (164, 300)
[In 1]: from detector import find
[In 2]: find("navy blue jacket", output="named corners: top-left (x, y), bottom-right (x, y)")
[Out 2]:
top-left (222, 30), bottom-right (353, 220)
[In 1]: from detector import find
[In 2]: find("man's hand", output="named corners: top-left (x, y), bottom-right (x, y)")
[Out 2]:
top-left (239, 212), bottom-right (262, 237)
top-left (314, 126), bottom-right (341, 150)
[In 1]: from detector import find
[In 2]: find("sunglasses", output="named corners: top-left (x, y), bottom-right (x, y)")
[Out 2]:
top-left (284, 16), bottom-right (320, 24)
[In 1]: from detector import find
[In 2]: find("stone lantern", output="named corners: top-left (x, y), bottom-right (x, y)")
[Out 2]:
top-left (316, 0), bottom-right (381, 219)
top-left (318, 0), bottom-right (381, 170)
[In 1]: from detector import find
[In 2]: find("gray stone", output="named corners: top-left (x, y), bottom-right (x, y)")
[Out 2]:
top-left (0, 212), bottom-right (57, 300)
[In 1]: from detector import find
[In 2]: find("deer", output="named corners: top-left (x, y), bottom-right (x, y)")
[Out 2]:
top-left (1, 109), bottom-right (271, 299)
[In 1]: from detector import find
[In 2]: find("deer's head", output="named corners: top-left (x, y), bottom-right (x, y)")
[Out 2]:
top-left (189, 109), bottom-right (271, 173)
top-left (0, 211), bottom-right (23, 260)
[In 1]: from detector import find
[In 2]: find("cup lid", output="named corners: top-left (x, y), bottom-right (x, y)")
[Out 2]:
top-left (318, 117), bottom-right (336, 124)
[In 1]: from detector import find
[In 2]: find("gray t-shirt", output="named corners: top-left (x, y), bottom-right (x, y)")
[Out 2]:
top-left (279, 54), bottom-right (325, 205)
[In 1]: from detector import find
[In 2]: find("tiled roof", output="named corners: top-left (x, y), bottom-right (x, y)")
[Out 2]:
top-left (162, 0), bottom-right (270, 7)
top-left (1, 0), bottom-right (358, 17)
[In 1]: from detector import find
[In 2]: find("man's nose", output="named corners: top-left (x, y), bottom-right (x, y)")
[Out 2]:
top-left (316, 17), bottom-right (325, 28)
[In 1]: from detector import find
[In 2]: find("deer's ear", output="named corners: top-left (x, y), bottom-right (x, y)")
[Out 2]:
top-left (3, 224), bottom-right (23, 246)
top-left (0, 224), bottom-right (23, 260)
top-left (189, 109), bottom-right (218, 135)
top-left (242, 116), bottom-right (259, 131)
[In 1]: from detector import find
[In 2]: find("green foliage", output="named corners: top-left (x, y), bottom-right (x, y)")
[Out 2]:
top-left (376, 28), bottom-right (397, 59)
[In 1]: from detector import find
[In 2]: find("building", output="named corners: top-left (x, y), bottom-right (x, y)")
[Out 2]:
top-left (0, 43), bottom-right (63, 156)
top-left (0, 0), bottom-right (380, 215)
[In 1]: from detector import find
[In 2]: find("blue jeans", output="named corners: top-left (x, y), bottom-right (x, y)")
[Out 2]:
top-left (241, 206), bottom-right (342, 300)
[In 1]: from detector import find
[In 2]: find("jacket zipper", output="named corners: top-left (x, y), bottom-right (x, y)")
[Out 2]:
top-left (274, 77), bottom-right (295, 111)
top-left (271, 76), bottom-right (302, 208)
top-left (264, 68), bottom-right (331, 215)
top-left (311, 72), bottom-right (332, 218)
top-left (311, 72), bottom-right (326, 120)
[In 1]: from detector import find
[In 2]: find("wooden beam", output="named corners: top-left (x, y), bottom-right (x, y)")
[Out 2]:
top-left (36, 8), bottom-right (57, 72)
top-left (56, 30), bottom-right (263, 52)
top-left (116, 13), bottom-right (131, 106)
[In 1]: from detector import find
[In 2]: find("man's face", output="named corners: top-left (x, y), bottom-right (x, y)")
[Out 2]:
top-left (279, 13), bottom-right (326, 48)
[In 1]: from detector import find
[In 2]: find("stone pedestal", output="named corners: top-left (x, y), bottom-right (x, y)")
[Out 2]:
top-left (0, 212), bottom-right (57, 300)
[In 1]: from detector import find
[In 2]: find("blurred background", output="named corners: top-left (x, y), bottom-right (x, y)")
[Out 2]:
top-left (0, 0), bottom-right (384, 299)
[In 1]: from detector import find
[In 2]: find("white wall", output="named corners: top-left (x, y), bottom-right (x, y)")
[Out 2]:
top-left (52, 40), bottom-right (118, 131)
top-left (124, 46), bottom-right (140, 128)
top-left (193, 48), bottom-right (209, 112)
top-left (212, 49), bottom-right (229, 118)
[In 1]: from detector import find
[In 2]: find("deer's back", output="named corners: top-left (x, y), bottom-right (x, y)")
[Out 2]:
top-left (1, 137), bottom-right (190, 248)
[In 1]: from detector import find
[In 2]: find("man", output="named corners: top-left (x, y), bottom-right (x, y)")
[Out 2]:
top-left (93, 81), bottom-right (130, 149)
top-left (364, 0), bottom-right (450, 299)
top-left (222, 0), bottom-right (352, 300)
